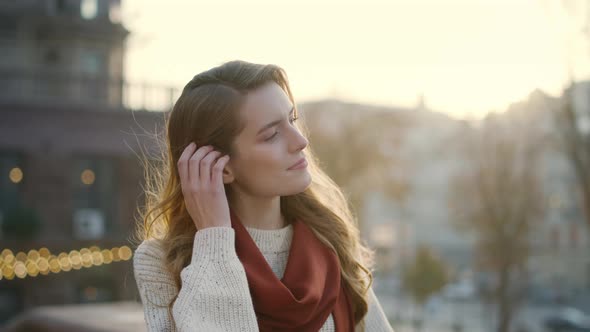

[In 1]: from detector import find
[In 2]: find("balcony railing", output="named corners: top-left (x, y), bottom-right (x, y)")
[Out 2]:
top-left (0, 70), bottom-right (180, 112)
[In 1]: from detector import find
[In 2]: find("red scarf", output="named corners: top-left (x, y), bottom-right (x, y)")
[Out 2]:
top-left (229, 208), bottom-right (355, 332)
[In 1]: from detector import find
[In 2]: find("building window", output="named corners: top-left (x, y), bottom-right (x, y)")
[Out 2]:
top-left (55, 0), bottom-right (77, 15)
top-left (71, 157), bottom-right (118, 239)
top-left (80, 0), bottom-right (98, 20)
top-left (80, 50), bottom-right (104, 76)
top-left (0, 151), bottom-right (33, 237)
top-left (56, 0), bottom-right (67, 12)
top-left (0, 151), bottom-right (24, 208)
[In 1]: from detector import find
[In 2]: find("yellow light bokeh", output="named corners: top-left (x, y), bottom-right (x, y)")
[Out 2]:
top-left (111, 247), bottom-right (120, 262)
top-left (14, 262), bottom-right (26, 279)
top-left (59, 256), bottom-right (72, 272)
top-left (71, 251), bottom-right (82, 269)
top-left (58, 256), bottom-right (70, 266)
top-left (81, 169), bottom-right (95, 185)
top-left (39, 247), bottom-right (51, 258)
top-left (37, 258), bottom-right (49, 273)
top-left (9, 167), bottom-right (23, 184)
top-left (26, 261), bottom-right (39, 277)
top-left (101, 249), bottom-right (113, 264)
top-left (0, 244), bottom-right (132, 280)
top-left (69, 251), bottom-right (81, 264)
top-left (2, 265), bottom-right (13, 279)
top-left (3, 254), bottom-right (14, 265)
top-left (118, 246), bottom-right (132, 261)
top-left (4, 268), bottom-right (14, 280)
top-left (39, 247), bottom-right (50, 258)
top-left (27, 250), bottom-right (39, 262)
top-left (91, 251), bottom-right (103, 266)
top-left (70, 256), bottom-right (81, 265)
top-left (81, 253), bottom-right (93, 268)
top-left (49, 257), bottom-right (61, 273)
top-left (1, 249), bottom-right (13, 258)
top-left (15, 252), bottom-right (27, 263)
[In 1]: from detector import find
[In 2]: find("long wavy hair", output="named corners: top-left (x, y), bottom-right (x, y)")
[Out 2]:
top-left (132, 60), bottom-right (375, 330)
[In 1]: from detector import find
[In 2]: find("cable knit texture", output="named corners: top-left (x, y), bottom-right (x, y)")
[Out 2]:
top-left (133, 224), bottom-right (395, 332)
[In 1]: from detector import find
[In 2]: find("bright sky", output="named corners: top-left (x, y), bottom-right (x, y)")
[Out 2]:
top-left (121, 0), bottom-right (590, 120)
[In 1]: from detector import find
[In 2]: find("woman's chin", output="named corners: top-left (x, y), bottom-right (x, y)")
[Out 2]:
top-left (281, 173), bottom-right (312, 196)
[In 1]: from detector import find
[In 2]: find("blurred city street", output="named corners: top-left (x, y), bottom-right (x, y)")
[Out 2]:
top-left (374, 276), bottom-right (590, 332)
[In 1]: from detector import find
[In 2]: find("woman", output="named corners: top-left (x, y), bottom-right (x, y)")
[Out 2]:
top-left (132, 60), bottom-right (394, 332)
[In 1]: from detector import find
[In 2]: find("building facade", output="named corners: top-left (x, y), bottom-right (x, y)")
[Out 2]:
top-left (0, 0), bottom-right (175, 323)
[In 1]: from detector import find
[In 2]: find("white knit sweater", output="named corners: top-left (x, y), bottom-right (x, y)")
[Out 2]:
top-left (133, 224), bottom-right (394, 332)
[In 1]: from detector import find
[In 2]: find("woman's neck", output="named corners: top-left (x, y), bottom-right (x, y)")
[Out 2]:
top-left (228, 194), bottom-right (287, 230)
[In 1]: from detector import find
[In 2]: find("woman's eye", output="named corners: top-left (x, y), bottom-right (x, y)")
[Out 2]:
top-left (265, 116), bottom-right (298, 142)
top-left (266, 132), bottom-right (278, 141)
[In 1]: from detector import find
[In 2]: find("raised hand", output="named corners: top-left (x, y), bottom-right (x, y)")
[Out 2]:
top-left (177, 143), bottom-right (232, 230)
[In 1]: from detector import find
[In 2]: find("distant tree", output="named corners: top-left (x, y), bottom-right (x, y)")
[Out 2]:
top-left (553, 83), bottom-right (590, 234)
top-left (548, 0), bottom-right (590, 235)
top-left (401, 245), bottom-right (449, 332)
top-left (402, 245), bottom-right (449, 305)
top-left (450, 115), bottom-right (544, 332)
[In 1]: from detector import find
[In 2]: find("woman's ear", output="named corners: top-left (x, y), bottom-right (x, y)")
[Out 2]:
top-left (222, 162), bottom-right (235, 184)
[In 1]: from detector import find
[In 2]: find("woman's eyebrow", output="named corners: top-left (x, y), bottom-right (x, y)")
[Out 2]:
top-left (256, 106), bottom-right (295, 135)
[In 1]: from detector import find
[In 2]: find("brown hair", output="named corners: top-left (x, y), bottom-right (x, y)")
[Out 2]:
top-left (133, 60), bottom-right (375, 330)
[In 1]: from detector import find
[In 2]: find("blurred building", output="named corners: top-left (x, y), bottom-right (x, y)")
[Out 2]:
top-left (0, 0), bottom-right (175, 324)
top-left (361, 123), bottom-right (473, 277)
top-left (499, 86), bottom-right (590, 294)
top-left (536, 83), bottom-right (590, 293)
top-left (302, 99), bottom-right (475, 277)
top-left (306, 86), bottom-right (590, 297)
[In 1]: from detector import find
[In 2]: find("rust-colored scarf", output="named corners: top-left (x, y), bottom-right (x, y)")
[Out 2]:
top-left (229, 208), bottom-right (355, 332)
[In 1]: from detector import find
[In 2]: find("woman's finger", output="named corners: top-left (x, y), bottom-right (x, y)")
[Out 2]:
top-left (188, 145), bottom-right (214, 187)
top-left (177, 143), bottom-right (197, 192)
top-left (212, 155), bottom-right (230, 189)
top-left (199, 150), bottom-right (222, 187)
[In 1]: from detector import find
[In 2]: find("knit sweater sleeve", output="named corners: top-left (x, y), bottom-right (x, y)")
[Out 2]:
top-left (134, 227), bottom-right (259, 332)
top-left (360, 286), bottom-right (395, 332)
top-left (133, 238), bottom-right (179, 331)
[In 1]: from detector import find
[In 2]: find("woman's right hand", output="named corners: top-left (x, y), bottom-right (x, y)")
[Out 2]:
top-left (177, 142), bottom-right (232, 230)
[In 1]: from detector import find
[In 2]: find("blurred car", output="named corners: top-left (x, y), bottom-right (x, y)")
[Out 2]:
top-left (543, 307), bottom-right (590, 332)
top-left (527, 284), bottom-right (572, 306)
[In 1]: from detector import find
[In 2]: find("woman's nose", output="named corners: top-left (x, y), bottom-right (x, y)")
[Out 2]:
top-left (291, 130), bottom-right (308, 151)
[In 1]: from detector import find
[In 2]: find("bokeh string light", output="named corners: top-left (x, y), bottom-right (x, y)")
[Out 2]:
top-left (0, 246), bottom-right (133, 281)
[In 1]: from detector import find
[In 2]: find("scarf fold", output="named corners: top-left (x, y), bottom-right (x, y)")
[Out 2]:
top-left (230, 208), bottom-right (355, 332)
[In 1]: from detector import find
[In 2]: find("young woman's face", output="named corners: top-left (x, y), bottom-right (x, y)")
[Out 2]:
top-left (224, 81), bottom-right (312, 198)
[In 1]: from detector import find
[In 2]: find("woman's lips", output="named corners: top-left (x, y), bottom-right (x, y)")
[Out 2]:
top-left (288, 158), bottom-right (307, 170)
